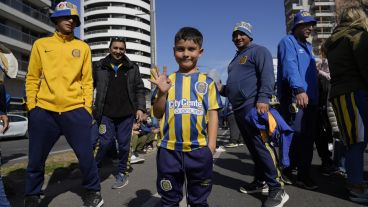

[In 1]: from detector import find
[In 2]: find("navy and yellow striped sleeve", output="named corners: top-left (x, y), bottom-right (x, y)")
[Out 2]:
top-left (208, 80), bottom-right (222, 110)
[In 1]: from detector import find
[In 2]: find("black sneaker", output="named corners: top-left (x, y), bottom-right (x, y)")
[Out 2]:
top-left (82, 191), bottom-right (104, 207)
top-left (240, 180), bottom-right (269, 194)
top-left (263, 189), bottom-right (289, 207)
top-left (24, 195), bottom-right (40, 207)
top-left (296, 176), bottom-right (318, 190)
top-left (281, 169), bottom-right (293, 185)
top-left (321, 163), bottom-right (339, 176)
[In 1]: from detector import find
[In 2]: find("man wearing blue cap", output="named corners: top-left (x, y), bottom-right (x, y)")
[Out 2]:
top-left (217, 21), bottom-right (289, 207)
top-left (277, 10), bottom-right (319, 190)
top-left (24, 1), bottom-right (103, 207)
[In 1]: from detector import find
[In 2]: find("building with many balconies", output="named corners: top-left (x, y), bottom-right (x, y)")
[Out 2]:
top-left (0, 0), bottom-right (54, 96)
top-left (81, 0), bottom-right (156, 92)
top-left (310, 0), bottom-right (336, 56)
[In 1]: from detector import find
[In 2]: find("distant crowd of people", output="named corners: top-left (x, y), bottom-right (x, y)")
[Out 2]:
top-left (0, 1), bottom-right (367, 207)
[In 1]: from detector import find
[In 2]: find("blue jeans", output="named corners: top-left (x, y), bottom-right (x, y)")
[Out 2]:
top-left (0, 176), bottom-right (10, 207)
top-left (346, 141), bottom-right (367, 184)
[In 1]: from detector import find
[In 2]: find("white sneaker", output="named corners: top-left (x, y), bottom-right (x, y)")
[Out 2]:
top-left (216, 146), bottom-right (226, 152)
top-left (130, 155), bottom-right (145, 164)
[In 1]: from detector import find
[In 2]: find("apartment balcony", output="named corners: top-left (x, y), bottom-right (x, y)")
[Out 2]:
top-left (0, 0), bottom-right (53, 27)
top-left (316, 33), bottom-right (332, 39)
top-left (85, 29), bottom-right (150, 42)
top-left (27, 0), bottom-right (52, 7)
top-left (84, 6), bottom-right (150, 22)
top-left (89, 41), bottom-right (151, 53)
top-left (0, 23), bottom-right (37, 51)
top-left (314, 10), bottom-right (335, 17)
top-left (312, 0), bottom-right (335, 7)
top-left (84, 0), bottom-right (150, 11)
top-left (84, 17), bottom-right (150, 31)
top-left (316, 21), bottom-right (335, 28)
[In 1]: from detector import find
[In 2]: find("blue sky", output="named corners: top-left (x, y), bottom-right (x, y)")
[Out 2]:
top-left (74, 0), bottom-right (286, 81)
top-left (155, 1), bottom-right (286, 80)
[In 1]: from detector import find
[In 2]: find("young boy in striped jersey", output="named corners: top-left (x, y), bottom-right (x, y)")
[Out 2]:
top-left (150, 27), bottom-right (222, 206)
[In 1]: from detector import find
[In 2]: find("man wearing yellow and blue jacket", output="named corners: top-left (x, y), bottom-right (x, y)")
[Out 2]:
top-left (24, 2), bottom-right (103, 207)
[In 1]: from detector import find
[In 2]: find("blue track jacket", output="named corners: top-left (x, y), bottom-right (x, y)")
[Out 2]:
top-left (277, 35), bottom-right (318, 105)
top-left (245, 108), bottom-right (294, 167)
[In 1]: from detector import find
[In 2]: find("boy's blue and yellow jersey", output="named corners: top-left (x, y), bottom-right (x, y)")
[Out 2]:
top-left (153, 72), bottom-right (222, 152)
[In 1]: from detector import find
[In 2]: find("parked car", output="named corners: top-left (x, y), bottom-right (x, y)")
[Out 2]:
top-left (8, 97), bottom-right (27, 117)
top-left (0, 114), bottom-right (28, 139)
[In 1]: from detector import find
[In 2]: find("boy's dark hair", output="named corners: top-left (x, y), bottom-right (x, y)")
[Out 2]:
top-left (174, 27), bottom-right (203, 47)
top-left (109, 36), bottom-right (126, 48)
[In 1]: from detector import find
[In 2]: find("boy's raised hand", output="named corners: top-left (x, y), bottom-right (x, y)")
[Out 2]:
top-left (150, 65), bottom-right (172, 94)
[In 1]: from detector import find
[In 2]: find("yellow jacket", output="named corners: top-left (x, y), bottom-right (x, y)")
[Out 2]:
top-left (26, 32), bottom-right (93, 114)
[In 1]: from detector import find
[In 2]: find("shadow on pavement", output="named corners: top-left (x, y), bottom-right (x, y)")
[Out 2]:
top-left (304, 164), bottom-right (350, 201)
top-left (214, 146), bottom-right (367, 206)
top-left (215, 158), bottom-right (254, 178)
top-left (226, 150), bottom-right (252, 160)
top-left (5, 159), bottom-right (117, 207)
top-left (4, 168), bottom-right (26, 207)
top-left (126, 189), bottom-right (159, 207)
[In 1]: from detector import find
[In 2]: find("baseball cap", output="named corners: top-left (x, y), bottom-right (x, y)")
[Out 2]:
top-left (50, 1), bottom-right (81, 27)
top-left (292, 11), bottom-right (316, 30)
top-left (233, 21), bottom-right (253, 40)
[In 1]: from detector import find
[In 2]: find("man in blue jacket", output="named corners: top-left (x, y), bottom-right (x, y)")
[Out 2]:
top-left (218, 21), bottom-right (288, 207)
top-left (277, 11), bottom-right (319, 190)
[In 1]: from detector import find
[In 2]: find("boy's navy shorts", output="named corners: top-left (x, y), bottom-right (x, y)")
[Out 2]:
top-left (156, 147), bottom-right (213, 207)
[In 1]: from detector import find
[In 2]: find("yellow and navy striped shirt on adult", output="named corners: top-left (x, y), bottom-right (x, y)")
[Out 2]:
top-left (154, 72), bottom-right (222, 152)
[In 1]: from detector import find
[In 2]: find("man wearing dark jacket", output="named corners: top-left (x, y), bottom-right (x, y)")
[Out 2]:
top-left (93, 37), bottom-right (146, 189)
top-left (218, 21), bottom-right (288, 207)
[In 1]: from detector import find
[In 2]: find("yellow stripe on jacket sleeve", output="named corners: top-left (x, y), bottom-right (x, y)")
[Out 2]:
top-left (339, 95), bottom-right (353, 144)
top-left (197, 74), bottom-right (207, 147)
top-left (166, 74), bottom-right (176, 150)
top-left (182, 76), bottom-right (192, 151)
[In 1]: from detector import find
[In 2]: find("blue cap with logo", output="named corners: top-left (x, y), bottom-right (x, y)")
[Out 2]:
top-left (233, 21), bottom-right (253, 40)
top-left (292, 11), bottom-right (316, 30)
top-left (50, 1), bottom-right (81, 27)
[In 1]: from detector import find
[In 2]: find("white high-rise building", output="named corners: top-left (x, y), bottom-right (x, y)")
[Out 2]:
top-left (81, 0), bottom-right (156, 90)
top-left (0, 0), bottom-right (54, 96)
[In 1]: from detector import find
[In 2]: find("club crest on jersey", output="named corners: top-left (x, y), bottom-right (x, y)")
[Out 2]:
top-left (160, 179), bottom-right (172, 191)
top-left (195, 81), bottom-right (208, 95)
top-left (72, 49), bottom-right (80, 57)
top-left (239, 56), bottom-right (248, 64)
top-left (99, 124), bottom-right (106, 135)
